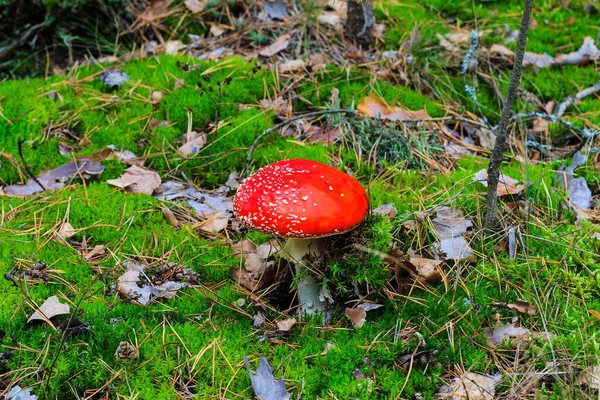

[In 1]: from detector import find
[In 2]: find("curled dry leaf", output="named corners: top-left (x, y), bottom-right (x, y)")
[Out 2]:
top-left (259, 33), bottom-right (291, 57)
top-left (357, 94), bottom-right (431, 122)
top-left (438, 372), bottom-right (500, 400)
top-left (1, 158), bottom-right (104, 197)
top-left (276, 318), bottom-right (296, 332)
top-left (199, 215), bottom-right (229, 233)
top-left (107, 165), bottom-right (161, 195)
top-left (56, 222), bottom-right (76, 241)
top-left (345, 303), bottom-right (383, 328)
top-left (372, 203), bottom-right (398, 217)
top-left (100, 68), bottom-right (130, 89)
top-left (28, 295), bottom-right (70, 323)
top-left (155, 181), bottom-right (233, 219)
top-left (474, 169), bottom-right (525, 196)
top-left (233, 241), bottom-right (280, 291)
top-left (507, 301), bottom-right (536, 316)
top-left (408, 255), bottom-right (444, 283)
top-left (178, 131), bottom-right (207, 157)
top-left (484, 323), bottom-right (529, 346)
top-left (164, 40), bottom-right (185, 55)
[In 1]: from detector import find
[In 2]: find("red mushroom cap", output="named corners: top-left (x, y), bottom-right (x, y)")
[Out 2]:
top-left (234, 159), bottom-right (369, 238)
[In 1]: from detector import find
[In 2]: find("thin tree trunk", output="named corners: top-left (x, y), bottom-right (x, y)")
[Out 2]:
top-left (484, 0), bottom-right (534, 230)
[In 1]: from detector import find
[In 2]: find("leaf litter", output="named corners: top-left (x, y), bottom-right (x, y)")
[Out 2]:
top-left (345, 303), bottom-right (383, 328)
top-left (1, 159), bottom-right (104, 197)
top-left (474, 169), bottom-right (526, 196)
top-left (438, 372), bottom-right (500, 400)
top-left (28, 295), bottom-right (70, 324)
top-left (244, 355), bottom-right (290, 400)
top-left (232, 241), bottom-right (280, 291)
top-left (431, 207), bottom-right (476, 262)
top-left (107, 165), bottom-right (161, 195)
top-left (116, 259), bottom-right (200, 305)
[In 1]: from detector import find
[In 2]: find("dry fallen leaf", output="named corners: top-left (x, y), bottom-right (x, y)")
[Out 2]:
top-left (278, 59), bottom-right (306, 73)
top-left (259, 33), bottom-right (291, 57)
top-left (178, 131), bottom-right (207, 157)
top-left (56, 222), bottom-right (76, 241)
top-left (245, 356), bottom-right (291, 400)
top-left (432, 207), bottom-right (473, 239)
top-left (372, 203), bottom-right (398, 217)
top-left (575, 365), bottom-right (600, 390)
top-left (484, 323), bottom-right (529, 346)
top-left (184, 0), bottom-right (204, 13)
top-left (107, 165), bottom-right (161, 195)
top-left (553, 36), bottom-right (600, 66)
top-left (262, 0), bottom-right (290, 20)
top-left (408, 256), bottom-right (443, 283)
top-left (492, 301), bottom-right (536, 315)
top-left (318, 12), bottom-right (343, 29)
top-left (437, 237), bottom-right (476, 262)
top-left (200, 215), bottom-right (229, 233)
top-left (1, 158), bottom-right (104, 197)
top-left (117, 260), bottom-right (197, 305)
top-left (233, 242), bottom-right (279, 290)
top-left (28, 295), bottom-right (70, 323)
top-left (357, 94), bottom-right (431, 122)
top-left (345, 303), bottom-right (383, 328)
top-left (474, 169), bottom-right (525, 196)
top-left (557, 151), bottom-right (593, 220)
top-left (438, 372), bottom-right (500, 400)
top-left (165, 40), bottom-right (185, 55)
top-left (276, 318), bottom-right (296, 331)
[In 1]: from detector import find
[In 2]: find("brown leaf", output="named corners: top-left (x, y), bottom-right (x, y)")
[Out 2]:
top-left (357, 94), bottom-right (430, 122)
top-left (438, 372), bottom-right (499, 400)
top-left (345, 307), bottom-right (366, 328)
top-left (345, 303), bottom-right (383, 328)
top-left (532, 117), bottom-right (549, 136)
top-left (232, 239), bottom-right (256, 256)
top-left (232, 242), bottom-right (279, 291)
top-left (178, 131), bottom-right (207, 156)
top-left (107, 166), bottom-right (161, 195)
top-left (484, 323), bottom-right (529, 346)
top-left (147, 0), bottom-right (172, 16)
top-left (575, 365), bottom-right (600, 390)
top-left (432, 207), bottom-right (473, 239)
top-left (278, 59), bottom-right (306, 73)
top-left (56, 222), bottom-right (76, 242)
top-left (372, 203), bottom-right (398, 217)
top-left (28, 295), bottom-right (70, 323)
top-left (259, 33), bottom-right (291, 57)
top-left (408, 256), bottom-right (443, 283)
top-left (184, 0), bottom-right (204, 12)
top-left (492, 301), bottom-right (536, 315)
top-left (276, 318), bottom-right (297, 331)
top-left (474, 169), bottom-right (525, 196)
top-left (164, 40), bottom-right (185, 55)
top-left (318, 12), bottom-right (343, 29)
top-left (200, 216), bottom-right (229, 233)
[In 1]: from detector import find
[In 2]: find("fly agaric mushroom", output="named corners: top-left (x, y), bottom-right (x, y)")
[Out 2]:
top-left (234, 159), bottom-right (369, 315)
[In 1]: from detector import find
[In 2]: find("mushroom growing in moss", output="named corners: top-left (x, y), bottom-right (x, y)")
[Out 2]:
top-left (234, 159), bottom-right (369, 315)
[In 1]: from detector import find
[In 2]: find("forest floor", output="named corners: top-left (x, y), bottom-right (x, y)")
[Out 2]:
top-left (1, 0), bottom-right (600, 399)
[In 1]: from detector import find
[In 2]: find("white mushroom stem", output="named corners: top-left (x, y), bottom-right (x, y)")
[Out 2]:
top-left (278, 238), bottom-right (329, 316)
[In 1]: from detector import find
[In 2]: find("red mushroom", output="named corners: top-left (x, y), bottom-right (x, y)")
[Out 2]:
top-left (234, 159), bottom-right (369, 315)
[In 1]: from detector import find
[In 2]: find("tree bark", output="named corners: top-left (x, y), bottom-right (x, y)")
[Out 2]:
top-left (484, 0), bottom-right (534, 230)
top-left (344, 0), bottom-right (374, 48)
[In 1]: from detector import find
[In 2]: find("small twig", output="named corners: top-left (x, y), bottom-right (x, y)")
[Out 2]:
top-left (243, 109), bottom-right (354, 176)
top-left (17, 139), bottom-right (47, 191)
top-left (554, 80), bottom-right (600, 118)
top-left (484, 0), bottom-right (534, 231)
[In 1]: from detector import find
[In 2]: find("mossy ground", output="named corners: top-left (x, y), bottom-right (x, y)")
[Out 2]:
top-left (1, 1), bottom-right (600, 399)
